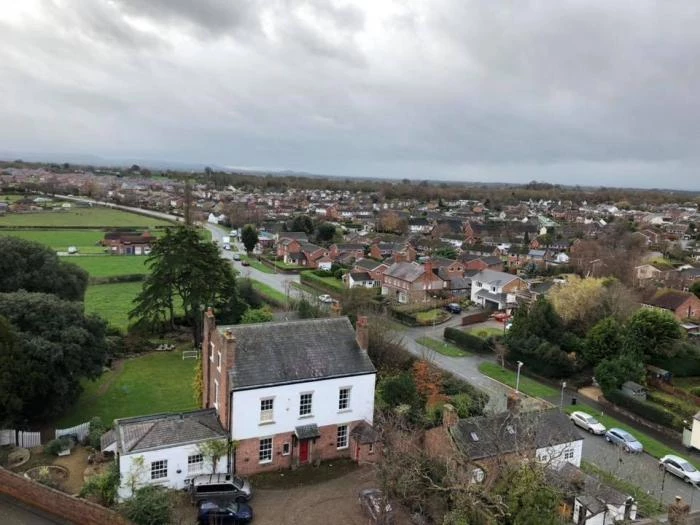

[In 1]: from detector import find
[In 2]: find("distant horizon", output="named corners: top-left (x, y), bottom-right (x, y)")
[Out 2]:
top-left (2, 151), bottom-right (699, 194)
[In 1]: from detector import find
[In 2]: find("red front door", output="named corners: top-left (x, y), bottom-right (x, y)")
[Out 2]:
top-left (299, 439), bottom-right (309, 463)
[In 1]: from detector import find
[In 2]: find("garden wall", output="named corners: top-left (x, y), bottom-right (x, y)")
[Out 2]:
top-left (0, 467), bottom-right (133, 525)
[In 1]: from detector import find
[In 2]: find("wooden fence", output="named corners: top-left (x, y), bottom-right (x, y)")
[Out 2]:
top-left (0, 421), bottom-right (89, 448)
top-left (55, 422), bottom-right (90, 442)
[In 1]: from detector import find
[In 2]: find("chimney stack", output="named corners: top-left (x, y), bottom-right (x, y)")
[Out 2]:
top-left (424, 261), bottom-right (433, 284)
top-left (442, 403), bottom-right (458, 429)
top-left (219, 328), bottom-right (236, 432)
top-left (201, 307), bottom-right (216, 409)
top-left (506, 391), bottom-right (521, 415)
top-left (356, 316), bottom-right (369, 352)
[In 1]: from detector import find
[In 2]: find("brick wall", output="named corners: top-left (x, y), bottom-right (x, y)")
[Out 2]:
top-left (0, 467), bottom-right (133, 525)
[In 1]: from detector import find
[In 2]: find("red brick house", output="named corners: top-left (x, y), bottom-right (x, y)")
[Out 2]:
top-left (460, 254), bottom-right (504, 272)
top-left (644, 289), bottom-right (700, 320)
top-left (381, 261), bottom-right (446, 303)
top-left (101, 231), bottom-right (154, 255)
top-left (202, 311), bottom-right (379, 476)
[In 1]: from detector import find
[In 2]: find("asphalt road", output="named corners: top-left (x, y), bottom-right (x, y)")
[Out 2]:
top-left (573, 423), bottom-right (700, 512)
top-left (0, 495), bottom-right (64, 525)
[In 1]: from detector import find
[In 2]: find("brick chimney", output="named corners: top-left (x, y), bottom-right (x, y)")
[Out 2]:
top-left (201, 307), bottom-right (215, 408)
top-left (442, 403), bottom-right (458, 429)
top-left (356, 316), bottom-right (369, 352)
top-left (218, 328), bottom-right (236, 432)
top-left (424, 261), bottom-right (434, 286)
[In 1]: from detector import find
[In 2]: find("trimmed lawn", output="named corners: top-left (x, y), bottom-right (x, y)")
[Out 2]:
top-left (57, 352), bottom-right (198, 427)
top-left (467, 327), bottom-right (503, 339)
top-left (84, 281), bottom-right (142, 330)
top-left (0, 207), bottom-right (172, 227)
top-left (563, 405), bottom-right (700, 469)
top-left (250, 279), bottom-right (288, 306)
top-left (69, 255), bottom-right (149, 277)
top-left (241, 255), bottom-right (274, 274)
top-left (416, 337), bottom-right (469, 357)
top-left (301, 271), bottom-right (344, 291)
top-left (415, 308), bottom-right (450, 325)
top-left (0, 229), bottom-right (106, 253)
top-left (478, 362), bottom-right (558, 398)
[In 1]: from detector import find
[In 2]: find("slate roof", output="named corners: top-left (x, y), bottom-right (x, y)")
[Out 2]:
top-left (351, 421), bottom-right (380, 444)
top-left (350, 271), bottom-right (373, 282)
top-left (279, 232), bottom-right (308, 241)
top-left (223, 317), bottom-right (376, 391)
top-left (115, 409), bottom-right (226, 454)
top-left (475, 289), bottom-right (505, 303)
top-left (295, 424), bottom-right (321, 440)
top-left (384, 261), bottom-right (424, 282)
top-left (471, 269), bottom-right (519, 288)
top-left (647, 290), bottom-right (695, 311)
top-left (354, 258), bottom-right (384, 271)
top-left (451, 409), bottom-right (581, 461)
top-left (547, 462), bottom-right (631, 514)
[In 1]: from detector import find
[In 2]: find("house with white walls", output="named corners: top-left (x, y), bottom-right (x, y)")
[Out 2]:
top-left (201, 312), bottom-right (379, 476)
top-left (469, 269), bottom-right (527, 311)
top-left (103, 408), bottom-right (228, 500)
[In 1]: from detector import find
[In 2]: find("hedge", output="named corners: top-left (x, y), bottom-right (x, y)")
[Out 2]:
top-left (89, 273), bottom-right (146, 285)
top-left (605, 389), bottom-right (683, 431)
top-left (652, 354), bottom-right (700, 377)
top-left (443, 327), bottom-right (492, 354)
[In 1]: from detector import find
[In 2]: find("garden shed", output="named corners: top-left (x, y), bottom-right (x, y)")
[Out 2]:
top-left (646, 365), bottom-right (672, 384)
top-left (621, 381), bottom-right (647, 401)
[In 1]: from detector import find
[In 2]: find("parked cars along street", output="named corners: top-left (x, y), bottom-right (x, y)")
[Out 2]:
top-left (659, 454), bottom-right (700, 484)
top-left (197, 500), bottom-right (253, 525)
top-left (604, 428), bottom-right (644, 453)
top-left (189, 473), bottom-right (252, 504)
top-left (570, 411), bottom-right (607, 435)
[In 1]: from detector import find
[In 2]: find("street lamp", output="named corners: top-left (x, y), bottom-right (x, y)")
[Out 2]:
top-left (515, 361), bottom-right (524, 394)
top-left (560, 381), bottom-right (567, 411)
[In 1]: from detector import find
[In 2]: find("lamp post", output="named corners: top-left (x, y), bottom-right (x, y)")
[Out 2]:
top-left (515, 361), bottom-right (524, 394)
top-left (560, 381), bottom-right (567, 411)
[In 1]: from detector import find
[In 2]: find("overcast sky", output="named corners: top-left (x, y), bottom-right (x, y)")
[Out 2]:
top-left (1, 1), bottom-right (699, 189)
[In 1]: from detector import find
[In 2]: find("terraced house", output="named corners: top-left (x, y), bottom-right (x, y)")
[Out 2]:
top-left (202, 311), bottom-right (379, 476)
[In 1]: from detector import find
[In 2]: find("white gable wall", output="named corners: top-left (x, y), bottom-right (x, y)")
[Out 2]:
top-left (230, 373), bottom-right (375, 441)
top-left (117, 441), bottom-right (227, 501)
top-left (535, 440), bottom-right (583, 469)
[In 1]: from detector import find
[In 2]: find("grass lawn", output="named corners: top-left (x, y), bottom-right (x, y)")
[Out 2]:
top-left (84, 281), bottom-right (142, 330)
top-left (415, 308), bottom-right (450, 325)
top-left (57, 352), bottom-right (198, 427)
top-left (467, 327), bottom-right (503, 339)
top-left (416, 337), bottom-right (469, 357)
top-left (241, 255), bottom-right (274, 274)
top-left (0, 229), bottom-right (106, 253)
top-left (0, 194), bottom-right (31, 203)
top-left (563, 406), bottom-right (700, 469)
top-left (68, 255), bottom-right (149, 277)
top-left (301, 271), bottom-right (344, 291)
top-left (0, 207), bottom-right (172, 227)
top-left (581, 461), bottom-right (663, 517)
top-left (250, 279), bottom-right (288, 306)
top-left (478, 362), bottom-right (558, 398)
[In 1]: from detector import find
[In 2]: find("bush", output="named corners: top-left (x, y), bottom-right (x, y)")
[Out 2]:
top-left (647, 392), bottom-right (696, 420)
top-left (444, 327), bottom-right (492, 354)
top-left (80, 462), bottom-right (119, 507)
top-left (119, 485), bottom-right (172, 525)
top-left (45, 436), bottom-right (72, 456)
top-left (690, 386), bottom-right (700, 397)
top-left (605, 390), bottom-right (683, 431)
top-left (87, 417), bottom-right (107, 449)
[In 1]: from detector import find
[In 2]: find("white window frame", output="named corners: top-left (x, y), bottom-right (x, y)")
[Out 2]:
top-left (187, 454), bottom-right (204, 474)
top-left (338, 387), bottom-right (351, 411)
top-left (564, 448), bottom-right (575, 461)
top-left (150, 459), bottom-right (168, 480)
top-left (282, 442), bottom-right (291, 456)
top-left (217, 350), bottom-right (222, 371)
top-left (259, 437), bottom-right (273, 464)
top-left (299, 392), bottom-right (313, 417)
top-left (260, 397), bottom-right (274, 423)
top-left (209, 342), bottom-right (215, 362)
top-left (337, 425), bottom-right (349, 450)
top-left (214, 379), bottom-right (219, 409)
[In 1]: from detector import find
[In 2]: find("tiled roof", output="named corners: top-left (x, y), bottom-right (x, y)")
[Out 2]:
top-left (384, 262), bottom-right (424, 282)
top-left (647, 290), bottom-right (695, 311)
top-left (350, 271), bottom-right (372, 282)
top-left (471, 269), bottom-right (519, 287)
top-left (295, 424), bottom-right (321, 440)
top-left (115, 409), bottom-right (226, 454)
top-left (223, 317), bottom-right (375, 390)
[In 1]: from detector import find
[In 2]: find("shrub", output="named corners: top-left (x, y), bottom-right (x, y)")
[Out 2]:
top-left (119, 485), bottom-right (172, 525)
top-left (87, 417), bottom-right (107, 449)
top-left (80, 462), bottom-right (119, 507)
top-left (647, 392), bottom-right (695, 420)
top-left (690, 386), bottom-right (700, 397)
top-left (444, 327), bottom-right (492, 354)
top-left (45, 436), bottom-right (72, 456)
top-left (605, 390), bottom-right (683, 430)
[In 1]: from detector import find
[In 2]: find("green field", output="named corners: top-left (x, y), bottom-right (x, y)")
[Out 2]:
top-left (0, 194), bottom-right (32, 203)
top-left (69, 256), bottom-right (150, 277)
top-left (0, 207), bottom-right (171, 227)
top-left (57, 351), bottom-right (198, 427)
top-left (478, 362), bottom-right (559, 398)
top-left (84, 282), bottom-right (142, 330)
top-left (416, 336), bottom-right (469, 357)
top-left (0, 229), bottom-right (107, 253)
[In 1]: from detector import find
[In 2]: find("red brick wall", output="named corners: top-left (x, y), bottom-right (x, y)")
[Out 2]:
top-left (0, 467), bottom-right (133, 525)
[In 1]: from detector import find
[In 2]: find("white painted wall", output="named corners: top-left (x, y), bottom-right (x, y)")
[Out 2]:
top-left (230, 374), bottom-right (376, 441)
top-left (535, 440), bottom-right (583, 469)
top-left (117, 441), bottom-right (227, 500)
top-left (573, 499), bottom-right (636, 525)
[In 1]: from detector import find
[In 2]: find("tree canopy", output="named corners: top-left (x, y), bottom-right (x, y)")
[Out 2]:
top-left (0, 237), bottom-right (89, 301)
top-left (583, 317), bottom-right (625, 366)
top-left (624, 308), bottom-right (683, 360)
top-left (240, 224), bottom-right (258, 254)
top-left (130, 226), bottom-right (246, 344)
top-left (289, 214), bottom-right (314, 235)
top-left (0, 292), bottom-right (107, 426)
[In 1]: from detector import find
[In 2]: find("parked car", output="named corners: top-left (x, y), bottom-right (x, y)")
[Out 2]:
top-left (233, 253), bottom-right (241, 261)
top-left (659, 454), bottom-right (700, 484)
top-left (570, 411), bottom-right (606, 435)
top-left (189, 473), bottom-right (252, 504)
top-left (197, 500), bottom-right (253, 525)
top-left (318, 294), bottom-right (334, 303)
top-left (604, 428), bottom-right (643, 453)
top-left (241, 260), bottom-right (250, 266)
top-left (359, 488), bottom-right (395, 524)
top-left (445, 303), bottom-right (462, 314)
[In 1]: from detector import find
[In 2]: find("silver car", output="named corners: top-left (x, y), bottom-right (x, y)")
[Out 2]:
top-left (659, 454), bottom-right (700, 484)
top-left (604, 428), bottom-right (643, 453)
top-left (570, 411), bottom-right (606, 435)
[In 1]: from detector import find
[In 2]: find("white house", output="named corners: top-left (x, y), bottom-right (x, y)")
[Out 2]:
top-left (469, 269), bottom-right (527, 311)
top-left (103, 409), bottom-right (228, 501)
top-left (347, 271), bottom-right (379, 288)
top-left (202, 313), bottom-right (379, 476)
